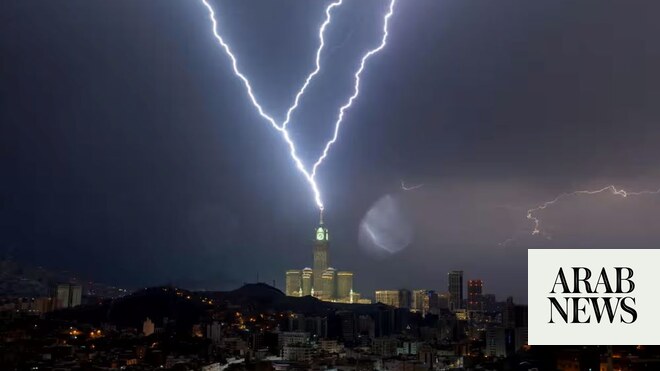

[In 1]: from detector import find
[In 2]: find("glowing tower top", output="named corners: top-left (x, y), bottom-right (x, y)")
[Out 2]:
top-left (313, 210), bottom-right (329, 290)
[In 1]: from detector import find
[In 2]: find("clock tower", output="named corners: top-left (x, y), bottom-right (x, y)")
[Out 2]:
top-left (312, 210), bottom-right (329, 291)
top-left (284, 209), bottom-right (356, 302)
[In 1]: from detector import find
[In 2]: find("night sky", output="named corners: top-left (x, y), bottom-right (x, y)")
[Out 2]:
top-left (2, 0), bottom-right (660, 302)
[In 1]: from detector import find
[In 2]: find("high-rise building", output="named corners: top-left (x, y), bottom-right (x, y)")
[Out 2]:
top-left (467, 279), bottom-right (483, 311)
top-left (55, 283), bottom-right (82, 309)
top-left (448, 270), bottom-right (464, 311)
top-left (375, 290), bottom-right (401, 307)
top-left (285, 212), bottom-right (358, 301)
top-left (321, 267), bottom-right (337, 300)
top-left (286, 270), bottom-right (302, 296)
top-left (337, 271), bottom-right (353, 300)
top-left (313, 219), bottom-right (329, 290)
top-left (301, 268), bottom-right (313, 296)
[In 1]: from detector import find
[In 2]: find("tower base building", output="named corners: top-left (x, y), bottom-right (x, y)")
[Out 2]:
top-left (285, 212), bottom-right (360, 303)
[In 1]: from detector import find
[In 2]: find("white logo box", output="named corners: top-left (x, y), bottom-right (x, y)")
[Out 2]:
top-left (528, 249), bottom-right (660, 345)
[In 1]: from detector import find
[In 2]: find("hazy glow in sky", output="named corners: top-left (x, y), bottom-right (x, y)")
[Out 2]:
top-left (359, 194), bottom-right (413, 256)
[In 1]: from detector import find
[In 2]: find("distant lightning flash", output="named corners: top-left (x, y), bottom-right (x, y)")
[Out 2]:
top-left (201, 0), bottom-right (397, 210)
top-left (500, 185), bottom-right (660, 246)
top-left (401, 180), bottom-right (423, 191)
top-left (526, 185), bottom-right (660, 237)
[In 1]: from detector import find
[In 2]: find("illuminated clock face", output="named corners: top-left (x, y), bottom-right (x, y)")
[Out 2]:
top-left (317, 231), bottom-right (325, 240)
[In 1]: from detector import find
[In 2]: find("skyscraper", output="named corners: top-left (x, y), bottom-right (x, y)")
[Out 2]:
top-left (286, 270), bottom-right (302, 296)
top-left (312, 217), bottom-right (329, 290)
top-left (448, 270), bottom-right (464, 311)
top-left (337, 271), bottom-right (353, 300)
top-left (301, 268), bottom-right (313, 296)
top-left (321, 267), bottom-right (337, 300)
top-left (285, 213), bottom-right (358, 301)
top-left (467, 279), bottom-right (483, 311)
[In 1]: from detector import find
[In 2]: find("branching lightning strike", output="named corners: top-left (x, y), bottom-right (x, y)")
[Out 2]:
top-left (200, 0), bottom-right (397, 211)
top-left (200, 0), bottom-right (343, 210)
top-left (526, 185), bottom-right (660, 237)
top-left (311, 0), bottom-right (396, 178)
top-left (500, 185), bottom-right (660, 246)
top-left (281, 0), bottom-right (344, 131)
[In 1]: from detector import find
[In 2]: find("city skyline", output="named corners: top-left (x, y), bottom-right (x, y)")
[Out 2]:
top-left (3, 0), bottom-right (660, 303)
top-left (3, 1), bottom-right (660, 369)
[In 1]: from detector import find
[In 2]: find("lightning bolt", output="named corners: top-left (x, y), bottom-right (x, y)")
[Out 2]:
top-left (200, 0), bottom-right (344, 210)
top-left (311, 0), bottom-right (396, 178)
top-left (281, 0), bottom-right (345, 131)
top-left (401, 180), bottom-right (424, 191)
top-left (527, 185), bottom-right (660, 237)
top-left (501, 185), bottom-right (660, 246)
top-left (200, 0), bottom-right (397, 210)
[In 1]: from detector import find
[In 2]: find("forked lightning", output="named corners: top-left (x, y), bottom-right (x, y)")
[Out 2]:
top-left (200, 0), bottom-right (397, 210)
top-left (502, 185), bottom-right (660, 245)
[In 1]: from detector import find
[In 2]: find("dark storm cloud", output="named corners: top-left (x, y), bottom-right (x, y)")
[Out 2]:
top-left (1, 0), bottom-right (660, 300)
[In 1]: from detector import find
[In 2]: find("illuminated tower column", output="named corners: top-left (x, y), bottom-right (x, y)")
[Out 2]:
top-left (313, 211), bottom-right (329, 291)
top-left (337, 271), bottom-right (354, 300)
top-left (302, 268), bottom-right (313, 296)
top-left (321, 267), bottom-right (337, 300)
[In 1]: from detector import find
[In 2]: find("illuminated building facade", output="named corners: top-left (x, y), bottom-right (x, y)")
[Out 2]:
top-left (375, 289), bottom-right (413, 308)
top-left (321, 268), bottom-right (337, 300)
top-left (337, 271), bottom-right (353, 300)
top-left (301, 268), bottom-right (313, 296)
top-left (285, 213), bottom-right (358, 302)
top-left (412, 289), bottom-right (429, 315)
top-left (313, 222), bottom-right (329, 288)
top-left (375, 290), bottom-right (400, 307)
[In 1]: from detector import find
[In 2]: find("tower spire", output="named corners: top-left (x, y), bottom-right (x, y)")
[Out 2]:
top-left (319, 208), bottom-right (324, 225)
